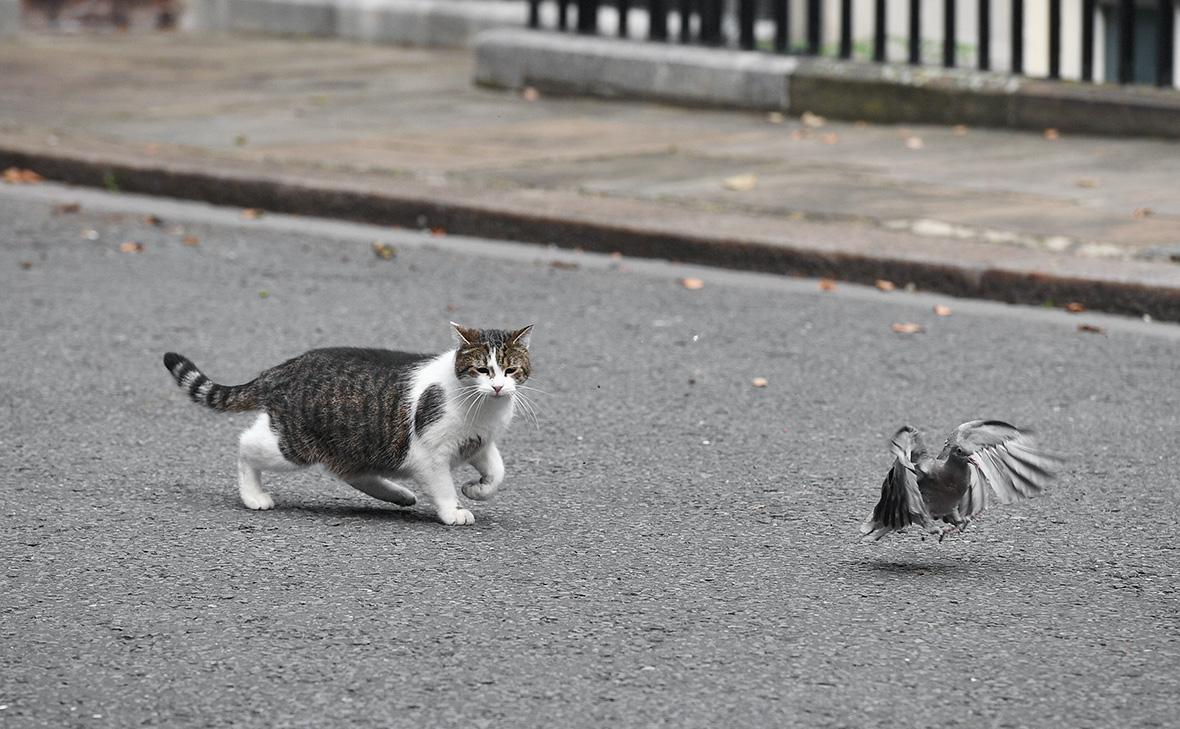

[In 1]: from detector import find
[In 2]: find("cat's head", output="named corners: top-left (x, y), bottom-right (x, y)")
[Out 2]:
top-left (451, 322), bottom-right (532, 398)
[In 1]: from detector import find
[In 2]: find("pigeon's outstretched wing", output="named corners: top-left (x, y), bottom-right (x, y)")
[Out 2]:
top-left (860, 427), bottom-right (933, 541)
top-left (950, 420), bottom-right (1062, 518)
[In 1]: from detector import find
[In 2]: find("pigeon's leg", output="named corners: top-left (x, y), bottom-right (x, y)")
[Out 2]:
top-left (936, 509), bottom-right (970, 543)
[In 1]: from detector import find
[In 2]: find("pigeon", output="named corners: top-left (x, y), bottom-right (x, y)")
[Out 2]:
top-left (860, 420), bottom-right (1063, 542)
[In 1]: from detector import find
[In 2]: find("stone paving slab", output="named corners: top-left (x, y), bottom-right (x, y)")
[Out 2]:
top-left (2, 32), bottom-right (1179, 315)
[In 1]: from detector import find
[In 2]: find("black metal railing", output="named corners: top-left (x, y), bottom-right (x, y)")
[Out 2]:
top-left (527, 0), bottom-right (1177, 87)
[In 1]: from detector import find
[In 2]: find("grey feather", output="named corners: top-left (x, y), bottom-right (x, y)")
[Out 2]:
top-left (861, 420), bottom-right (1062, 541)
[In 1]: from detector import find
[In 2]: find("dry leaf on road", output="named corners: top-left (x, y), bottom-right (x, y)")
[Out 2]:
top-left (890, 322), bottom-right (925, 334)
top-left (372, 242), bottom-right (396, 260)
top-left (144, 214), bottom-right (164, 226)
top-left (550, 260), bottom-right (579, 270)
top-left (818, 278), bottom-right (837, 291)
top-left (1132, 207), bottom-right (1153, 219)
top-left (1065, 302), bottom-right (1086, 313)
top-left (801, 111), bottom-right (826, 128)
top-left (182, 235), bottom-right (200, 247)
top-left (241, 208), bottom-right (264, 220)
top-left (1077, 323), bottom-right (1105, 334)
top-left (52, 202), bottom-right (81, 215)
top-left (933, 304), bottom-right (952, 316)
top-left (1043, 128), bottom-right (1060, 140)
top-left (767, 111), bottom-right (785, 124)
top-left (820, 133), bottom-right (839, 145)
top-left (1077, 178), bottom-right (1099, 188)
top-left (723, 173), bottom-right (758, 191)
top-left (430, 227), bottom-right (446, 237)
top-left (905, 136), bottom-right (924, 150)
top-left (751, 377), bottom-right (769, 388)
top-left (680, 277), bottom-right (705, 290)
top-left (875, 279), bottom-right (896, 292)
top-left (522, 86), bottom-right (540, 101)
top-left (952, 125), bottom-right (969, 136)
top-left (119, 241), bottom-right (144, 253)
top-left (3, 167), bottom-right (43, 184)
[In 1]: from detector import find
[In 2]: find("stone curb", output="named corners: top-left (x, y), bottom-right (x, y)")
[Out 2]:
top-left (474, 29), bottom-right (1180, 139)
top-left (181, 0), bottom-right (527, 47)
top-left (3, 143), bottom-right (1179, 321)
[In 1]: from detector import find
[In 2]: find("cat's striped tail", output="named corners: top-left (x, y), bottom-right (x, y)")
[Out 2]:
top-left (163, 352), bottom-right (259, 412)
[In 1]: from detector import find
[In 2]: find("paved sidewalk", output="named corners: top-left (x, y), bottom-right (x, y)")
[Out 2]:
top-left (2, 32), bottom-right (1180, 315)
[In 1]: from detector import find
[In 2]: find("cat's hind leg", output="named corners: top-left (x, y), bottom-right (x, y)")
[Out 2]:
top-left (343, 475), bottom-right (417, 507)
top-left (237, 413), bottom-right (300, 510)
top-left (462, 441), bottom-right (504, 501)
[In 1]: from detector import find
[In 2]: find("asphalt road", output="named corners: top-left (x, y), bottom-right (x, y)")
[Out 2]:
top-left (2, 183), bottom-right (1178, 728)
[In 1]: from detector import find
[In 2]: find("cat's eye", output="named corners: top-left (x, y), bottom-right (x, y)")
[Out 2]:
top-left (474, 366), bottom-right (490, 375)
top-left (504, 367), bottom-right (519, 375)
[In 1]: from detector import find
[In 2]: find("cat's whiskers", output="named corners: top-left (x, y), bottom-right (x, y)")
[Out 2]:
top-left (511, 389), bottom-right (541, 429)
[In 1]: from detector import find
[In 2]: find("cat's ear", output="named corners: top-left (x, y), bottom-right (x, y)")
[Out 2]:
top-left (450, 321), bottom-right (481, 346)
top-left (508, 324), bottom-right (533, 347)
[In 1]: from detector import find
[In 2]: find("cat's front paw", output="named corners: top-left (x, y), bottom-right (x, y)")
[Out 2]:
top-left (241, 492), bottom-right (275, 510)
top-left (462, 478), bottom-right (499, 501)
top-left (438, 506), bottom-right (475, 526)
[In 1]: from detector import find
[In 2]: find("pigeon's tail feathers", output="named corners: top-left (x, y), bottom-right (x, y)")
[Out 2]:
top-left (861, 447), bottom-right (932, 541)
top-left (163, 352), bottom-right (259, 412)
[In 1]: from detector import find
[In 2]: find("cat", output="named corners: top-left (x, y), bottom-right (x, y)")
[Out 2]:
top-left (163, 322), bottom-right (532, 526)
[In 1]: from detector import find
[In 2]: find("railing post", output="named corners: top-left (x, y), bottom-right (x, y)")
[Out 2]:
top-left (874, 0), bottom-right (887, 61)
top-left (943, 0), bottom-right (956, 66)
top-left (909, 0), bottom-right (922, 64)
top-left (1118, 0), bottom-right (1135, 83)
top-left (1158, 0), bottom-right (1175, 86)
top-left (1048, 0), bottom-right (1060, 78)
top-left (776, 0), bottom-right (791, 52)
top-left (807, 0), bottom-right (822, 54)
top-left (679, 0), bottom-right (693, 42)
top-left (558, 0), bottom-right (569, 30)
top-left (618, 0), bottom-right (631, 36)
top-left (650, 0), bottom-right (668, 40)
top-left (528, 0), bottom-right (540, 28)
top-left (978, 0), bottom-right (991, 69)
top-left (1011, 0), bottom-right (1023, 74)
top-left (576, 0), bottom-right (598, 34)
top-left (1081, 0), bottom-right (1095, 80)
top-left (701, 0), bottom-right (722, 45)
top-left (740, 0), bottom-right (757, 49)
top-left (840, 0), bottom-right (853, 58)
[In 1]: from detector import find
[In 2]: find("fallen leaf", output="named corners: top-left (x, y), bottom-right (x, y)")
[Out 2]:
top-left (767, 111), bottom-right (785, 124)
top-left (241, 208), bottom-right (264, 220)
top-left (751, 377), bottom-right (769, 388)
top-left (550, 260), bottom-right (579, 270)
top-left (1043, 128), bottom-right (1060, 140)
top-left (430, 227), bottom-right (446, 237)
top-left (818, 278), bottom-right (837, 291)
top-left (789, 129), bottom-right (808, 141)
top-left (905, 136), bottom-right (924, 150)
top-left (952, 124), bottom-right (969, 136)
top-left (144, 214), bottom-right (164, 226)
top-left (609, 251), bottom-right (623, 260)
top-left (52, 202), bottom-right (81, 215)
top-left (1077, 323), bottom-right (1105, 334)
top-left (723, 173), bottom-right (758, 191)
top-left (119, 241), bottom-right (144, 253)
top-left (854, 120), bottom-right (868, 128)
top-left (1065, 302), bottom-right (1086, 313)
top-left (1077, 178), bottom-right (1099, 188)
top-left (81, 229), bottom-right (99, 241)
top-left (890, 322), bottom-right (925, 334)
top-left (20, 260), bottom-right (33, 270)
top-left (259, 290), bottom-right (269, 299)
top-left (820, 132), bottom-right (839, 145)
top-left (3, 167), bottom-right (43, 184)
top-left (680, 277), bottom-right (705, 290)
top-left (933, 304), bottom-right (952, 316)
top-left (875, 279), bottom-right (896, 292)
top-left (446, 303), bottom-right (458, 312)
top-left (182, 235), bottom-right (200, 246)
top-left (522, 86), bottom-right (540, 101)
top-left (801, 111), bottom-right (826, 128)
top-left (234, 134), bottom-right (249, 146)
top-left (1132, 207), bottom-right (1153, 219)
top-left (371, 242), bottom-right (397, 260)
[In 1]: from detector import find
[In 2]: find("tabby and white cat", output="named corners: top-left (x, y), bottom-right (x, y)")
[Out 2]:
top-left (163, 323), bottom-right (532, 525)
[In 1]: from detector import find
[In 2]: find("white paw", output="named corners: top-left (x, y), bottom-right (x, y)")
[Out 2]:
top-left (462, 479), bottom-right (499, 501)
top-left (241, 492), bottom-right (274, 510)
top-left (438, 507), bottom-right (475, 526)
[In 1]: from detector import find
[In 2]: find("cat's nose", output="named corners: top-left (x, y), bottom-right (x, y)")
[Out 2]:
top-left (492, 384), bottom-right (503, 395)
